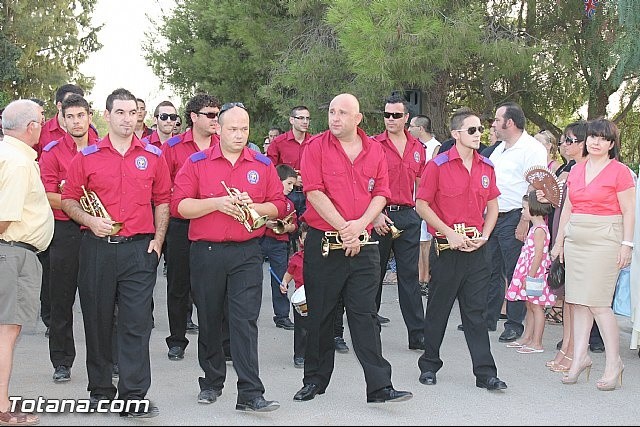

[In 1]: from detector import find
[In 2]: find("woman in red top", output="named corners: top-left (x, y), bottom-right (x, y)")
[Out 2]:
top-left (551, 118), bottom-right (635, 391)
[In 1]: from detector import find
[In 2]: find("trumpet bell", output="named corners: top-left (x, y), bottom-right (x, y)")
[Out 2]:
top-left (249, 209), bottom-right (269, 229)
top-left (110, 222), bottom-right (124, 236)
top-left (389, 224), bottom-right (403, 240)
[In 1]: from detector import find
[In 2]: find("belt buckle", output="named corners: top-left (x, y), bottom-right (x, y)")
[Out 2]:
top-left (388, 205), bottom-right (399, 212)
top-left (106, 235), bottom-right (119, 244)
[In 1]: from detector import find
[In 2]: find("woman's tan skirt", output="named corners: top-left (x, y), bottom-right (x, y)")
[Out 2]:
top-left (564, 214), bottom-right (623, 307)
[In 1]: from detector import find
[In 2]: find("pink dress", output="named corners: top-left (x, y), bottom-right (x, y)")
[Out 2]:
top-left (506, 224), bottom-right (555, 306)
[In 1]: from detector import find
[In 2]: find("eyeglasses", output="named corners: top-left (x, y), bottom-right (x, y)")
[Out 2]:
top-left (219, 102), bottom-right (246, 117)
top-left (195, 111), bottom-right (219, 120)
top-left (383, 112), bottom-right (405, 119)
top-left (292, 116), bottom-right (311, 122)
top-left (454, 126), bottom-right (484, 135)
top-left (156, 113), bottom-right (179, 121)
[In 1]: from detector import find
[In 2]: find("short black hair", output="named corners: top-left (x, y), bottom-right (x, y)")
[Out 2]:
top-left (185, 93), bottom-right (221, 128)
top-left (384, 94), bottom-right (409, 113)
top-left (153, 100), bottom-right (176, 117)
top-left (290, 106), bottom-right (309, 117)
top-left (105, 88), bottom-right (137, 112)
top-left (55, 84), bottom-right (84, 104)
top-left (585, 118), bottom-right (619, 160)
top-left (61, 94), bottom-right (91, 116)
top-left (523, 190), bottom-right (553, 217)
top-left (450, 107), bottom-right (478, 131)
top-left (276, 164), bottom-right (297, 181)
top-left (498, 102), bottom-right (526, 130)
top-left (564, 120), bottom-right (587, 143)
top-left (412, 115), bottom-right (432, 133)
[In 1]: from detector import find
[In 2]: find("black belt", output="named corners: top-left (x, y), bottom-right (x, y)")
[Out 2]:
top-left (85, 232), bottom-right (153, 244)
top-left (170, 217), bottom-right (190, 224)
top-left (387, 205), bottom-right (413, 212)
top-left (498, 209), bottom-right (520, 218)
top-left (0, 239), bottom-right (41, 254)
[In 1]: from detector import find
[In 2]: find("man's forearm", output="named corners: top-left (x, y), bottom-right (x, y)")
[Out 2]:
top-left (61, 199), bottom-right (93, 227)
top-left (153, 203), bottom-right (170, 244)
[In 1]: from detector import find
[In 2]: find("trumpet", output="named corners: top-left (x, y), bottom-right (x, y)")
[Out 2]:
top-left (273, 210), bottom-right (296, 235)
top-left (79, 185), bottom-right (123, 235)
top-left (221, 181), bottom-right (269, 232)
top-left (321, 230), bottom-right (379, 258)
top-left (388, 222), bottom-right (403, 240)
top-left (434, 223), bottom-right (481, 251)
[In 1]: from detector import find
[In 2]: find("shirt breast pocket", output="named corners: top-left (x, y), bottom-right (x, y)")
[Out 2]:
top-left (135, 176), bottom-right (153, 205)
top-left (441, 183), bottom-right (465, 200)
top-left (322, 169), bottom-right (348, 191)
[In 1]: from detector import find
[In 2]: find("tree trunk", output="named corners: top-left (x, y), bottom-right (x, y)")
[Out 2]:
top-left (587, 87), bottom-right (611, 120)
top-left (421, 72), bottom-right (450, 142)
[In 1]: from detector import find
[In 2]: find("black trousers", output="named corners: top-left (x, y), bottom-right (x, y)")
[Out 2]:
top-left (418, 246), bottom-right (498, 380)
top-left (293, 304), bottom-right (308, 359)
top-left (303, 228), bottom-right (392, 394)
top-left (190, 239), bottom-right (265, 402)
top-left (165, 218), bottom-right (191, 350)
top-left (48, 220), bottom-right (81, 368)
top-left (38, 248), bottom-right (51, 327)
top-left (77, 233), bottom-right (157, 401)
top-left (373, 208), bottom-right (424, 343)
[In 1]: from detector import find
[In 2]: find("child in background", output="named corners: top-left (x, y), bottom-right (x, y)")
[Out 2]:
top-left (280, 222), bottom-right (309, 368)
top-left (261, 164), bottom-right (298, 330)
top-left (505, 190), bottom-right (555, 353)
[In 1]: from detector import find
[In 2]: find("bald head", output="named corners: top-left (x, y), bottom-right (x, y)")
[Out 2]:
top-left (219, 106), bottom-right (250, 156)
top-left (328, 93), bottom-right (362, 140)
top-left (2, 99), bottom-right (42, 147)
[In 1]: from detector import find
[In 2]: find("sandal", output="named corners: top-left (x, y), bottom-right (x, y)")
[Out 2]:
top-left (505, 341), bottom-right (525, 348)
top-left (550, 355), bottom-right (573, 372)
top-left (0, 410), bottom-right (40, 426)
top-left (546, 350), bottom-right (565, 368)
top-left (516, 346), bottom-right (544, 354)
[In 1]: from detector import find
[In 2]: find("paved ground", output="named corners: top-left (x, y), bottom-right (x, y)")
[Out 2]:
top-left (14, 260), bottom-right (640, 425)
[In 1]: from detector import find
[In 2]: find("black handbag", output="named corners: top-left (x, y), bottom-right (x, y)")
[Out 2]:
top-left (548, 258), bottom-right (565, 290)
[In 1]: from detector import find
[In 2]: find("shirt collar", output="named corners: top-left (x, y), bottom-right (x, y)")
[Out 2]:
top-left (2, 135), bottom-right (37, 161)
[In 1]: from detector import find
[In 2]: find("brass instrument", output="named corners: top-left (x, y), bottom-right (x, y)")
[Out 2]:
top-left (434, 223), bottom-right (481, 251)
top-left (388, 222), bottom-right (403, 240)
top-left (221, 181), bottom-right (269, 232)
top-left (273, 210), bottom-right (296, 235)
top-left (58, 179), bottom-right (65, 193)
top-left (79, 185), bottom-right (123, 235)
top-left (321, 230), bottom-right (379, 258)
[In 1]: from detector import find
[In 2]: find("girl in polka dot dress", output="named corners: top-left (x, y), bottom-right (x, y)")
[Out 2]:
top-left (505, 191), bottom-right (555, 353)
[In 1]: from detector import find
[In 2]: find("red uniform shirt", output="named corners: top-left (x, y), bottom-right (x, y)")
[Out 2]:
top-left (266, 130), bottom-right (312, 170)
top-left (171, 145), bottom-right (287, 243)
top-left (372, 129), bottom-right (426, 207)
top-left (62, 135), bottom-right (171, 236)
top-left (160, 130), bottom-right (220, 184)
top-left (416, 145), bottom-right (500, 234)
top-left (300, 128), bottom-right (391, 232)
top-left (287, 250), bottom-right (304, 289)
top-left (36, 116), bottom-right (99, 158)
top-left (264, 198), bottom-right (297, 241)
top-left (39, 132), bottom-right (99, 221)
top-left (141, 131), bottom-right (163, 149)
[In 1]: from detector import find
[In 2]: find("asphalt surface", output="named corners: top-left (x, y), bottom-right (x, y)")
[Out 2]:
top-left (14, 260), bottom-right (640, 425)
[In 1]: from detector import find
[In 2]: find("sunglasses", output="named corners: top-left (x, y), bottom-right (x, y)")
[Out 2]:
top-left (219, 102), bottom-right (246, 117)
top-left (562, 136), bottom-right (582, 145)
top-left (455, 126), bottom-right (484, 135)
top-left (195, 111), bottom-right (219, 120)
top-left (156, 113), bottom-right (179, 121)
top-left (383, 112), bottom-right (405, 119)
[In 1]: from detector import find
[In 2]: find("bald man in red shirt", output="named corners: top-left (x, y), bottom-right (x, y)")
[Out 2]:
top-left (293, 93), bottom-right (412, 404)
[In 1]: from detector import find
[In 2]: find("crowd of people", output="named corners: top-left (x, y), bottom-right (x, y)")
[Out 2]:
top-left (0, 84), bottom-right (638, 425)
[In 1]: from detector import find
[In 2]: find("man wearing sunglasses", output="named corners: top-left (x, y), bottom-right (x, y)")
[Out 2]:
top-left (142, 101), bottom-right (179, 149)
top-left (487, 102), bottom-right (547, 343)
top-left (416, 107), bottom-right (507, 391)
top-left (371, 95), bottom-right (426, 351)
top-left (172, 102), bottom-right (285, 412)
top-left (160, 94), bottom-right (222, 364)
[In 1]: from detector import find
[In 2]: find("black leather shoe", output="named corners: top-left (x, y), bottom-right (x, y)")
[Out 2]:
top-left (53, 365), bottom-right (71, 382)
top-left (498, 329), bottom-right (520, 342)
top-left (293, 383), bottom-right (324, 401)
top-left (334, 337), bottom-right (349, 353)
top-left (120, 403), bottom-right (159, 418)
top-left (293, 357), bottom-right (304, 368)
top-left (377, 314), bottom-right (390, 325)
top-left (476, 376), bottom-right (508, 391)
top-left (186, 320), bottom-right (199, 334)
top-left (589, 342), bottom-right (605, 353)
top-left (275, 317), bottom-right (295, 330)
top-left (419, 371), bottom-right (437, 385)
top-left (168, 346), bottom-right (185, 360)
top-left (236, 396), bottom-right (280, 412)
top-left (198, 389), bottom-right (222, 404)
top-left (457, 324), bottom-right (464, 331)
top-left (367, 386), bottom-right (413, 403)
top-left (88, 395), bottom-right (111, 411)
top-left (408, 337), bottom-right (425, 350)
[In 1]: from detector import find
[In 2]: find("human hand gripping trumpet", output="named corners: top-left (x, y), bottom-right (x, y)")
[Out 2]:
top-left (321, 221), bottom-right (379, 258)
top-left (434, 223), bottom-right (486, 252)
top-left (220, 181), bottom-right (269, 232)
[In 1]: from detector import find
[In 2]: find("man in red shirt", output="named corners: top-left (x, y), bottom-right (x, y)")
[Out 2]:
top-left (134, 98), bottom-right (153, 139)
top-left (62, 88), bottom-right (171, 418)
top-left (39, 94), bottom-right (98, 384)
top-left (371, 95), bottom-right (425, 350)
top-left (142, 101), bottom-right (179, 148)
top-left (172, 102), bottom-right (285, 412)
top-left (415, 107), bottom-right (507, 391)
top-left (160, 94), bottom-right (221, 362)
top-left (293, 93), bottom-right (412, 404)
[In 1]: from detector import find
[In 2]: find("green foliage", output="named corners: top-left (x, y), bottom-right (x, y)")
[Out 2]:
top-left (0, 0), bottom-right (101, 115)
